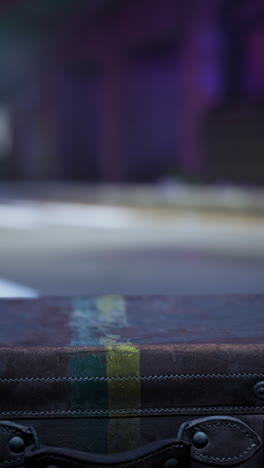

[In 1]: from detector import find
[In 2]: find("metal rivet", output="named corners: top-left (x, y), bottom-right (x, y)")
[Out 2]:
top-left (9, 436), bottom-right (25, 453)
top-left (254, 382), bottom-right (264, 399)
top-left (192, 431), bottom-right (208, 449)
top-left (163, 458), bottom-right (179, 468)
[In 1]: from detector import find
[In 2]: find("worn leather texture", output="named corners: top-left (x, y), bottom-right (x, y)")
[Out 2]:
top-left (1, 346), bottom-right (264, 418)
top-left (1, 345), bottom-right (264, 466)
top-left (1, 296), bottom-right (264, 466)
top-left (0, 417), bottom-right (262, 467)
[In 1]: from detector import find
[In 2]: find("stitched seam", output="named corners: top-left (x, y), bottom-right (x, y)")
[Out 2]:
top-left (192, 421), bottom-right (257, 462)
top-left (0, 427), bottom-right (21, 436)
top-left (194, 445), bottom-right (256, 463)
top-left (0, 457), bottom-right (23, 465)
top-left (34, 444), bottom-right (185, 468)
top-left (197, 421), bottom-right (255, 442)
top-left (0, 406), bottom-right (264, 417)
top-left (1, 372), bottom-right (264, 382)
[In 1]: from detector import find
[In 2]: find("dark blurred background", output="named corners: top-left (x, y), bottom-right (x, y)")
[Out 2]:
top-left (0, 0), bottom-right (264, 184)
top-left (0, 0), bottom-right (264, 298)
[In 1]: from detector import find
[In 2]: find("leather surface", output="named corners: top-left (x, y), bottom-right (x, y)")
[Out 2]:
top-left (1, 295), bottom-right (264, 347)
top-left (0, 417), bottom-right (263, 467)
top-left (0, 421), bottom-right (36, 468)
top-left (24, 439), bottom-right (191, 468)
top-left (181, 416), bottom-right (262, 465)
top-left (1, 346), bottom-right (264, 418)
top-left (1, 297), bottom-right (264, 466)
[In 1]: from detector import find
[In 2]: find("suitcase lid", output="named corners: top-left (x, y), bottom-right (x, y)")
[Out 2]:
top-left (0, 295), bottom-right (263, 347)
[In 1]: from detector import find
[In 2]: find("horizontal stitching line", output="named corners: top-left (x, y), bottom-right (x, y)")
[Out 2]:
top-left (0, 406), bottom-right (263, 417)
top-left (1, 372), bottom-right (264, 382)
top-left (0, 427), bottom-right (21, 436)
top-left (1, 457), bottom-right (23, 465)
top-left (194, 443), bottom-right (255, 462)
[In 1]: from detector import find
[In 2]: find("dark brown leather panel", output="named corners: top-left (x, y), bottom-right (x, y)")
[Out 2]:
top-left (1, 346), bottom-right (264, 417)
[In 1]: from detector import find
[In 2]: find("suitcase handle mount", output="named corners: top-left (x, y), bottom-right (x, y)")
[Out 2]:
top-left (0, 416), bottom-right (262, 467)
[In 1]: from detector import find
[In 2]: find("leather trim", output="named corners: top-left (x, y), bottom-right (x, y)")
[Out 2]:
top-left (182, 416), bottom-right (262, 466)
top-left (0, 421), bottom-right (37, 468)
top-left (0, 417), bottom-right (262, 467)
top-left (1, 406), bottom-right (264, 418)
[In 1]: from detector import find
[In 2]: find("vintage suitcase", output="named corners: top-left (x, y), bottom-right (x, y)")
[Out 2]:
top-left (0, 295), bottom-right (264, 467)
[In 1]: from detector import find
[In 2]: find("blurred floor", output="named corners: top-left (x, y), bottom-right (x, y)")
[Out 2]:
top-left (1, 182), bottom-right (264, 212)
top-left (0, 184), bottom-right (264, 296)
